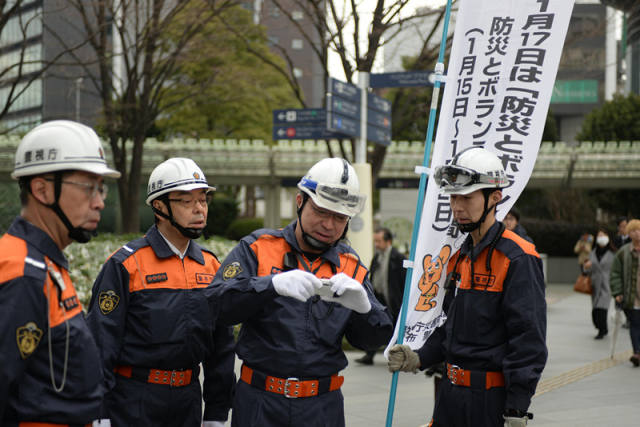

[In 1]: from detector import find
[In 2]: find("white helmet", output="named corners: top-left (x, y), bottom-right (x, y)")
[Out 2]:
top-left (433, 147), bottom-right (508, 195)
top-left (146, 157), bottom-right (214, 205)
top-left (297, 158), bottom-right (366, 217)
top-left (12, 120), bottom-right (120, 179)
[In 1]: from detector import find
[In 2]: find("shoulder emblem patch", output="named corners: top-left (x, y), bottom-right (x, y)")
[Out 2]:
top-left (16, 322), bottom-right (43, 359)
top-left (99, 290), bottom-right (120, 315)
top-left (223, 261), bottom-right (243, 280)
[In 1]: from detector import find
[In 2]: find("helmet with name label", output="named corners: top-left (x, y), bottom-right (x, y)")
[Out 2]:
top-left (146, 157), bottom-right (215, 205)
top-left (12, 120), bottom-right (120, 179)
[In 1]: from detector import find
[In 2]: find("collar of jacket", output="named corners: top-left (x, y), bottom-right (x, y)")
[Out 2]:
top-left (282, 220), bottom-right (342, 268)
top-left (10, 216), bottom-right (69, 269)
top-left (460, 220), bottom-right (503, 262)
top-left (144, 225), bottom-right (205, 265)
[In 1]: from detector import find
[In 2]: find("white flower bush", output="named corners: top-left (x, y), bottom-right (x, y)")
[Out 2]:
top-left (64, 234), bottom-right (238, 307)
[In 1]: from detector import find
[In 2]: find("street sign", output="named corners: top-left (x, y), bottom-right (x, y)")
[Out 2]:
top-left (272, 124), bottom-right (334, 140)
top-left (327, 77), bottom-right (361, 104)
top-left (327, 78), bottom-right (362, 138)
top-left (366, 92), bottom-right (392, 146)
top-left (369, 70), bottom-right (443, 88)
top-left (328, 114), bottom-right (360, 137)
top-left (272, 108), bottom-right (336, 140)
top-left (273, 108), bottom-right (326, 124)
top-left (329, 97), bottom-right (360, 119)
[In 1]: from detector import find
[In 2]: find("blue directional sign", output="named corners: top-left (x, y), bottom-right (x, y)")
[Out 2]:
top-left (273, 124), bottom-right (334, 140)
top-left (272, 108), bottom-right (335, 140)
top-left (326, 78), bottom-right (361, 138)
top-left (273, 108), bottom-right (326, 124)
top-left (366, 92), bottom-right (391, 146)
top-left (369, 70), bottom-right (443, 88)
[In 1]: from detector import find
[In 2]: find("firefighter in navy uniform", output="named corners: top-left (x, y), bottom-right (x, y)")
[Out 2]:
top-left (0, 120), bottom-right (120, 426)
top-left (86, 158), bottom-right (235, 427)
top-left (207, 158), bottom-right (394, 427)
top-left (388, 147), bottom-right (547, 427)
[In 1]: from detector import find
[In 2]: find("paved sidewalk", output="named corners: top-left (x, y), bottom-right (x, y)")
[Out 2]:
top-left (218, 283), bottom-right (638, 426)
top-left (340, 283), bottom-right (638, 426)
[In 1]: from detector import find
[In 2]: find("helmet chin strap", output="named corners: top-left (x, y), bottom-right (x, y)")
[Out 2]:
top-left (152, 198), bottom-right (203, 239)
top-left (45, 173), bottom-right (96, 243)
top-left (453, 190), bottom-right (496, 234)
top-left (296, 194), bottom-right (348, 251)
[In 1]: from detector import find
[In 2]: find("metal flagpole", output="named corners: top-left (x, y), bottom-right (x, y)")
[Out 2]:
top-left (384, 0), bottom-right (454, 425)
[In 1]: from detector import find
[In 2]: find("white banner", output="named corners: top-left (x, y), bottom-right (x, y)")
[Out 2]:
top-left (387, 0), bottom-right (575, 353)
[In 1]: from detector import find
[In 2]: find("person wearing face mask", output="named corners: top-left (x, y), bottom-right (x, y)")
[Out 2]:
top-left (86, 158), bottom-right (235, 427)
top-left (583, 228), bottom-right (614, 339)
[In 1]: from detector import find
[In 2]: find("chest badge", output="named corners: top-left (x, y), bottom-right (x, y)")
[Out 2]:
top-left (16, 322), bottom-right (43, 359)
top-left (223, 261), bottom-right (243, 280)
top-left (99, 290), bottom-right (120, 315)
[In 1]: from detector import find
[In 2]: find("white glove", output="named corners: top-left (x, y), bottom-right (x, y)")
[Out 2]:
top-left (504, 416), bottom-right (528, 427)
top-left (272, 269), bottom-right (322, 302)
top-left (202, 421), bottom-right (225, 427)
top-left (92, 420), bottom-right (111, 427)
top-left (387, 344), bottom-right (420, 373)
top-left (321, 273), bottom-right (371, 313)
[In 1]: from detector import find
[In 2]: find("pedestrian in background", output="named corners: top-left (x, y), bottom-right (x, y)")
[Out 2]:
top-left (574, 232), bottom-right (593, 268)
top-left (0, 120), bottom-right (120, 425)
top-left (355, 227), bottom-right (406, 365)
top-left (610, 219), bottom-right (640, 367)
top-left (503, 206), bottom-right (534, 244)
top-left (208, 158), bottom-right (393, 427)
top-left (612, 216), bottom-right (630, 251)
top-left (583, 227), bottom-right (614, 339)
top-left (87, 158), bottom-right (235, 426)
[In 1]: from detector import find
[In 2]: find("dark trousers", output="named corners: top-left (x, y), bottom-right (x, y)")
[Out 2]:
top-left (591, 308), bottom-right (608, 335)
top-left (231, 380), bottom-right (345, 427)
top-left (629, 309), bottom-right (640, 354)
top-left (429, 378), bottom-right (505, 427)
top-left (106, 375), bottom-right (202, 427)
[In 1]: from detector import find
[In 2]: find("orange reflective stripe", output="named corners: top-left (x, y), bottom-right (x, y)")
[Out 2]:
top-left (250, 234), bottom-right (369, 285)
top-left (0, 234), bottom-right (28, 282)
top-left (123, 246), bottom-right (219, 292)
top-left (502, 229), bottom-right (540, 258)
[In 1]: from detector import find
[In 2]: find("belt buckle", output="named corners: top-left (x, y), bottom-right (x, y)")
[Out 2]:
top-left (169, 369), bottom-right (185, 387)
top-left (448, 364), bottom-right (461, 385)
top-left (284, 377), bottom-right (300, 398)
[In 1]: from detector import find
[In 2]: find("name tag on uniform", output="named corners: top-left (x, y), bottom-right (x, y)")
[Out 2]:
top-left (146, 273), bottom-right (168, 284)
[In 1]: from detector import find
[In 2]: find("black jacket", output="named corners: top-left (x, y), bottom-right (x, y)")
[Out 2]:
top-left (369, 246), bottom-right (406, 321)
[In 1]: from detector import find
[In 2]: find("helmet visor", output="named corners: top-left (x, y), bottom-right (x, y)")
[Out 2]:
top-left (434, 165), bottom-right (507, 191)
top-left (300, 177), bottom-right (366, 217)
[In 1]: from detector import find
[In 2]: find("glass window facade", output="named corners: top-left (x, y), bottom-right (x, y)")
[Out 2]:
top-left (0, 5), bottom-right (42, 47)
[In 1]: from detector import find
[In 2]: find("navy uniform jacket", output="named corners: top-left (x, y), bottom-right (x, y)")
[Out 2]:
top-left (207, 221), bottom-right (394, 378)
top-left (86, 225), bottom-right (235, 421)
top-left (0, 217), bottom-right (103, 425)
top-left (417, 221), bottom-right (547, 411)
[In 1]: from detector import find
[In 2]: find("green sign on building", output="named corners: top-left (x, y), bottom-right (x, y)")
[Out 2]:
top-left (551, 80), bottom-right (599, 104)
